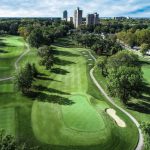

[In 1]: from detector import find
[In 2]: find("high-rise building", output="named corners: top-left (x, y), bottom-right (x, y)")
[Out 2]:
top-left (63, 10), bottom-right (68, 21)
top-left (86, 13), bottom-right (99, 26)
top-left (70, 17), bottom-right (73, 23)
top-left (74, 7), bottom-right (83, 28)
top-left (86, 14), bottom-right (94, 26)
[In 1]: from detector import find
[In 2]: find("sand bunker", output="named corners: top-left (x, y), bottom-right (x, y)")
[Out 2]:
top-left (106, 108), bottom-right (126, 128)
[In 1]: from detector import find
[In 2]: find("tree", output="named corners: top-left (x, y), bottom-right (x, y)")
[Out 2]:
top-left (107, 50), bottom-right (139, 70)
top-left (38, 46), bottom-right (54, 70)
top-left (38, 45), bottom-right (52, 58)
top-left (45, 56), bottom-right (54, 70)
top-left (140, 122), bottom-right (150, 150)
top-left (0, 129), bottom-right (16, 149)
top-left (0, 129), bottom-right (39, 150)
top-left (27, 28), bottom-right (43, 48)
top-left (140, 43), bottom-right (149, 56)
top-left (107, 66), bottom-right (143, 104)
top-left (15, 63), bottom-right (33, 94)
top-left (96, 56), bottom-right (107, 76)
top-left (18, 27), bottom-right (29, 40)
top-left (31, 63), bottom-right (39, 78)
top-left (106, 50), bottom-right (142, 104)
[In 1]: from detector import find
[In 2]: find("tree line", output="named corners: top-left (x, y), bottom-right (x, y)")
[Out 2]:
top-left (117, 29), bottom-right (150, 47)
top-left (15, 20), bottom-right (72, 95)
top-left (73, 33), bottom-right (122, 55)
top-left (77, 18), bottom-right (149, 34)
top-left (96, 50), bottom-right (143, 104)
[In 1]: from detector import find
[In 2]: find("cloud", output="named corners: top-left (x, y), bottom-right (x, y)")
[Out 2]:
top-left (0, 0), bottom-right (149, 17)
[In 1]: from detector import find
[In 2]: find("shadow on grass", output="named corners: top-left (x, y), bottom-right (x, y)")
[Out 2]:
top-left (36, 76), bottom-right (61, 82)
top-left (34, 85), bottom-right (70, 95)
top-left (139, 60), bottom-right (150, 65)
top-left (0, 49), bottom-right (8, 53)
top-left (54, 57), bottom-right (75, 66)
top-left (127, 82), bottom-right (150, 114)
top-left (51, 68), bottom-right (70, 75)
top-left (52, 49), bottom-right (80, 57)
top-left (27, 91), bottom-right (74, 105)
top-left (53, 38), bottom-right (76, 48)
top-left (142, 82), bottom-right (150, 95)
top-left (127, 101), bottom-right (150, 114)
top-left (36, 73), bottom-right (61, 82)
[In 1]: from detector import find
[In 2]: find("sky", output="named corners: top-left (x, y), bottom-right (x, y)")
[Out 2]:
top-left (0, 0), bottom-right (150, 17)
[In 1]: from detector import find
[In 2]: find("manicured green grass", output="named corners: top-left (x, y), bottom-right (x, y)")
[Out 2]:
top-left (0, 36), bottom-right (139, 150)
top-left (62, 94), bottom-right (106, 132)
top-left (31, 40), bottom-right (138, 149)
top-left (0, 107), bottom-right (16, 136)
top-left (142, 64), bottom-right (150, 84)
top-left (0, 35), bottom-right (25, 78)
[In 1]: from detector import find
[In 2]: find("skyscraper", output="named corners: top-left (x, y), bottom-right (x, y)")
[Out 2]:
top-left (63, 10), bottom-right (68, 21)
top-left (94, 13), bottom-right (99, 25)
top-left (86, 14), bottom-right (94, 26)
top-left (86, 13), bottom-right (99, 26)
top-left (74, 7), bottom-right (83, 28)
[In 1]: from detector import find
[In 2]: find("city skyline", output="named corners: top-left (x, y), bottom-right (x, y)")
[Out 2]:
top-left (0, 0), bottom-right (150, 17)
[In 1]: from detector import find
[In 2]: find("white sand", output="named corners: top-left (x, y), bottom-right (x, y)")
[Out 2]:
top-left (106, 108), bottom-right (126, 128)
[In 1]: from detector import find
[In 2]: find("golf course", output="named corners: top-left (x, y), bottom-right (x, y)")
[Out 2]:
top-left (0, 35), bottom-right (140, 149)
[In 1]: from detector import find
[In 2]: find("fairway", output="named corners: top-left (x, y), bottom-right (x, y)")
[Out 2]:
top-left (31, 39), bottom-right (138, 149)
top-left (31, 45), bottom-right (114, 146)
top-left (0, 36), bottom-right (139, 150)
top-left (0, 35), bottom-right (25, 78)
top-left (0, 107), bottom-right (16, 135)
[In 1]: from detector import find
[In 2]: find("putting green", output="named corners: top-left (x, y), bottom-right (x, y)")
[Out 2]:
top-left (62, 94), bottom-right (105, 132)
top-left (31, 98), bottom-right (113, 146)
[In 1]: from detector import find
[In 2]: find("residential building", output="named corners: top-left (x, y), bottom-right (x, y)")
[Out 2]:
top-left (86, 13), bottom-right (99, 26)
top-left (63, 10), bottom-right (68, 21)
top-left (74, 7), bottom-right (83, 28)
top-left (70, 17), bottom-right (73, 23)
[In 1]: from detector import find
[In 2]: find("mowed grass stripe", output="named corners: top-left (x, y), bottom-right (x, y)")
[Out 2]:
top-left (0, 107), bottom-right (16, 135)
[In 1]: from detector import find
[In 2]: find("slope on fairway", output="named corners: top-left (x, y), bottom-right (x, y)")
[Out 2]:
top-left (62, 94), bottom-right (105, 132)
top-left (0, 36), bottom-right (25, 78)
top-left (32, 99), bottom-right (113, 146)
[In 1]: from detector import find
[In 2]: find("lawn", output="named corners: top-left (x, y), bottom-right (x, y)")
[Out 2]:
top-left (0, 35), bottom-right (25, 78)
top-left (0, 36), bottom-right (138, 150)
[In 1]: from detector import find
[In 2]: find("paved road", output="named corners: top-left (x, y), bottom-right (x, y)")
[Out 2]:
top-left (0, 43), bottom-right (30, 82)
top-left (87, 50), bottom-right (144, 150)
